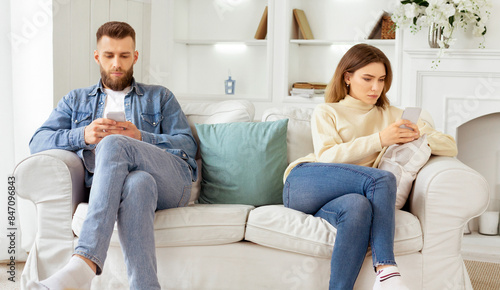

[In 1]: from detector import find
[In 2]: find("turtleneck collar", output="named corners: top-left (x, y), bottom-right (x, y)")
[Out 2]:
top-left (338, 95), bottom-right (376, 112)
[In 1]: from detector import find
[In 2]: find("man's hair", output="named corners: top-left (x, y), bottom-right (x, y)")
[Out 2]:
top-left (324, 43), bottom-right (392, 108)
top-left (96, 21), bottom-right (136, 45)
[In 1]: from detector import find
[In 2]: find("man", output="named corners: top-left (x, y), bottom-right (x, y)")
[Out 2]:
top-left (28, 21), bottom-right (197, 290)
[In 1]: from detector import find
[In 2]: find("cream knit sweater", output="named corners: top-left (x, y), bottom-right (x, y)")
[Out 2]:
top-left (284, 95), bottom-right (458, 181)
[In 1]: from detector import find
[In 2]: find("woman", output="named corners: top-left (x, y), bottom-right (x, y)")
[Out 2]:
top-left (283, 44), bottom-right (457, 290)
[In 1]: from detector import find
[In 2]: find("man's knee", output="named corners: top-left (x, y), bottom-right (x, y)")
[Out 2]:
top-left (122, 171), bottom-right (158, 204)
top-left (96, 135), bottom-right (132, 153)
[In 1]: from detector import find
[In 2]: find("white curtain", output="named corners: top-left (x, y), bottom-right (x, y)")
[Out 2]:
top-left (0, 0), bottom-right (19, 262)
top-left (1, 0), bottom-right (54, 262)
top-left (1, 0), bottom-right (15, 177)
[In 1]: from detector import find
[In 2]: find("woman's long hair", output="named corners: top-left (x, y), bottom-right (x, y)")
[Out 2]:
top-left (324, 44), bottom-right (392, 108)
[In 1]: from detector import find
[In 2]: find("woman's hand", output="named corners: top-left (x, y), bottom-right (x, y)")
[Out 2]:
top-left (379, 120), bottom-right (420, 147)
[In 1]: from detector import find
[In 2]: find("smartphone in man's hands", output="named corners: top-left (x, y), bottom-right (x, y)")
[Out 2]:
top-left (399, 107), bottom-right (421, 131)
top-left (106, 111), bottom-right (126, 122)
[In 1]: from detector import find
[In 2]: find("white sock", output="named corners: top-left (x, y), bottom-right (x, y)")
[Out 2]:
top-left (373, 266), bottom-right (409, 290)
top-left (27, 256), bottom-right (96, 290)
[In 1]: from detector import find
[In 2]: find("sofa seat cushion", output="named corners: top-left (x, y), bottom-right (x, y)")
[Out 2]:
top-left (245, 205), bottom-right (422, 259)
top-left (246, 205), bottom-right (336, 258)
top-left (73, 203), bottom-right (254, 247)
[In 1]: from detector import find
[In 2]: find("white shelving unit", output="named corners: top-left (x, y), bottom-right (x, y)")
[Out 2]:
top-left (174, 39), bottom-right (267, 46)
top-left (284, 0), bottom-right (399, 104)
top-left (157, 0), bottom-right (401, 105)
top-left (164, 0), bottom-right (272, 101)
top-left (290, 39), bottom-right (397, 46)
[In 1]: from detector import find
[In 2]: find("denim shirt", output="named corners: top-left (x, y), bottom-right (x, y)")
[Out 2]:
top-left (29, 78), bottom-right (198, 185)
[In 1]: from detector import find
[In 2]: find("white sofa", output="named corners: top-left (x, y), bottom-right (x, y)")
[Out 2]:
top-left (15, 100), bottom-right (489, 290)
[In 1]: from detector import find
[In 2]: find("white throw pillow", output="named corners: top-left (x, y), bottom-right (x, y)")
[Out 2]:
top-left (378, 134), bottom-right (431, 209)
top-left (262, 106), bottom-right (314, 164)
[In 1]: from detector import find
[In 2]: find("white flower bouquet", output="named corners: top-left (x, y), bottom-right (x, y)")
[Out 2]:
top-left (392, 0), bottom-right (491, 49)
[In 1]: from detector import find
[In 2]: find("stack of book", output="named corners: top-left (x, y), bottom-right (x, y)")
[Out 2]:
top-left (256, 8), bottom-right (313, 40)
top-left (290, 82), bottom-right (327, 98)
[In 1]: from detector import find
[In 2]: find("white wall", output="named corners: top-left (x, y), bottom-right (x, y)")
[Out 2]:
top-left (10, 0), bottom-right (55, 164)
top-left (1, 0), bottom-right (15, 179)
top-left (1, 0), bottom-right (54, 260)
top-left (0, 0), bottom-right (17, 263)
top-left (53, 0), bottom-right (152, 106)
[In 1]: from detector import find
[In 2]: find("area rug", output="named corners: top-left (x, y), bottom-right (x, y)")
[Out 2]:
top-left (464, 260), bottom-right (500, 290)
top-left (0, 261), bottom-right (24, 290)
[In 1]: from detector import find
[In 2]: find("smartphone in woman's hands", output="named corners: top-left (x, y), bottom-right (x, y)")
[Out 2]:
top-left (399, 107), bottom-right (421, 131)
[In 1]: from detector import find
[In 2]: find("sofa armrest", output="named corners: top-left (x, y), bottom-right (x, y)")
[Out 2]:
top-left (409, 156), bottom-right (489, 289)
top-left (410, 156), bottom-right (489, 235)
top-left (14, 149), bottom-right (87, 282)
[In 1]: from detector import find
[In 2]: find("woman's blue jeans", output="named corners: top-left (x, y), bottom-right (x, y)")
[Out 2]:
top-left (74, 135), bottom-right (193, 290)
top-left (283, 162), bottom-right (397, 290)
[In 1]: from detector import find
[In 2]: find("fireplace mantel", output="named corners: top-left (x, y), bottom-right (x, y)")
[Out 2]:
top-left (399, 48), bottom-right (500, 138)
top-left (404, 48), bottom-right (500, 59)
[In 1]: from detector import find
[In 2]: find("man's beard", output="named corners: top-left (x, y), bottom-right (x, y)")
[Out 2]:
top-left (100, 66), bottom-right (134, 91)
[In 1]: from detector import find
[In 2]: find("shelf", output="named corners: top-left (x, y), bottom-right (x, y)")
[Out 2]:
top-left (167, 0), bottom-right (271, 101)
top-left (176, 93), bottom-right (268, 101)
top-left (175, 39), bottom-right (267, 46)
top-left (364, 39), bottom-right (397, 46)
top-left (285, 94), bottom-right (325, 103)
top-left (404, 48), bottom-right (500, 59)
top-left (462, 231), bottom-right (500, 263)
top-left (290, 39), bottom-right (396, 46)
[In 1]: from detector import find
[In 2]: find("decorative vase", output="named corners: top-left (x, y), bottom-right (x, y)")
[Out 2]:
top-left (478, 211), bottom-right (500, 236)
top-left (428, 23), bottom-right (449, 49)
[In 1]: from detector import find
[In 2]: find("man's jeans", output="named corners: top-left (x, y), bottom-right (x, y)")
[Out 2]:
top-left (74, 135), bottom-right (192, 290)
top-left (283, 162), bottom-right (397, 290)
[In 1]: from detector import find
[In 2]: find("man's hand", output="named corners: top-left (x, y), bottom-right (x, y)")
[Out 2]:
top-left (379, 119), bottom-right (420, 148)
top-left (84, 119), bottom-right (141, 145)
top-left (115, 121), bottom-right (142, 141)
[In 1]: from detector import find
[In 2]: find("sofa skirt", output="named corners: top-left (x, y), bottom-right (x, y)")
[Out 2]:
top-left (91, 241), bottom-right (423, 290)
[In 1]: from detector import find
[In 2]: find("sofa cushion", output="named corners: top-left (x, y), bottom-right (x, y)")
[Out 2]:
top-left (182, 100), bottom-right (255, 149)
top-left (245, 205), bottom-right (422, 259)
top-left (246, 205), bottom-right (337, 258)
top-left (262, 106), bottom-right (314, 164)
top-left (195, 119), bottom-right (289, 206)
top-left (73, 203), bottom-right (254, 247)
top-left (181, 100), bottom-right (256, 203)
top-left (378, 134), bottom-right (432, 209)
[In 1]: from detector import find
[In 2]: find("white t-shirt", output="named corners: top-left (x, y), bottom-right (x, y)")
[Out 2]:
top-left (103, 87), bottom-right (130, 118)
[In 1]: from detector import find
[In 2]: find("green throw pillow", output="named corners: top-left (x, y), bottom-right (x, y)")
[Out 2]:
top-left (195, 119), bottom-right (288, 206)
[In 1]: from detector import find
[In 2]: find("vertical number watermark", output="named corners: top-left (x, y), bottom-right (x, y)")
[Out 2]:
top-left (6, 176), bottom-right (17, 283)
